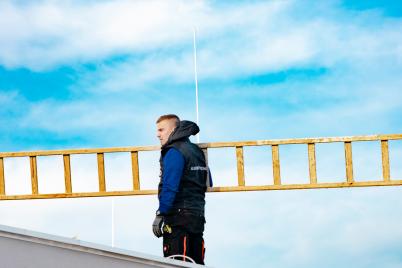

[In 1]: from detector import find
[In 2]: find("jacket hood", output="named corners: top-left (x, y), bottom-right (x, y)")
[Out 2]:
top-left (163, 120), bottom-right (199, 148)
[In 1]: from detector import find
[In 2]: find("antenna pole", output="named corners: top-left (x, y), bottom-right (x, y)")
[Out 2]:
top-left (111, 198), bottom-right (115, 247)
top-left (193, 27), bottom-right (200, 143)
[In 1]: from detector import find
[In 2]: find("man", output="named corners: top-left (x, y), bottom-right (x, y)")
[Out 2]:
top-left (152, 114), bottom-right (212, 265)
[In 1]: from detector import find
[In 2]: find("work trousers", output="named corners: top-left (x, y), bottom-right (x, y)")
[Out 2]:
top-left (162, 209), bottom-right (206, 265)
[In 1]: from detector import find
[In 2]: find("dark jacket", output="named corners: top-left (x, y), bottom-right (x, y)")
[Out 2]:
top-left (158, 121), bottom-right (208, 215)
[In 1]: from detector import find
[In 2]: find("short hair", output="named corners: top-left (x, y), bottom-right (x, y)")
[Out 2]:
top-left (156, 114), bottom-right (180, 126)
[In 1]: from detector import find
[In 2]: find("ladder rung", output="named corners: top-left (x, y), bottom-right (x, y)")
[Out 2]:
top-left (381, 140), bottom-right (391, 181)
top-left (344, 142), bottom-right (354, 183)
top-left (236, 146), bottom-right (245, 186)
top-left (0, 157), bottom-right (5, 195)
top-left (63, 155), bottom-right (72, 193)
top-left (272, 145), bottom-right (281, 185)
top-left (97, 153), bottom-right (106, 192)
top-left (131, 152), bottom-right (140, 190)
top-left (30, 156), bottom-right (39, 195)
top-left (308, 143), bottom-right (317, 184)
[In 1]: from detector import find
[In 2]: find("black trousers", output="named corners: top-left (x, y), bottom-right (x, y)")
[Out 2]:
top-left (162, 210), bottom-right (206, 265)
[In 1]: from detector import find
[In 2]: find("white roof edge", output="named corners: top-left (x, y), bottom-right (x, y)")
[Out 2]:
top-left (0, 224), bottom-right (209, 268)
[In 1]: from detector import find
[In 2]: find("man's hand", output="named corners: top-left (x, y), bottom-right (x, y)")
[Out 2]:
top-left (152, 215), bottom-right (164, 238)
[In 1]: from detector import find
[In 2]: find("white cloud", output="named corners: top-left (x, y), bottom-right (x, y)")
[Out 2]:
top-left (204, 187), bottom-right (402, 268)
top-left (1, 0), bottom-right (280, 70)
top-left (0, 90), bottom-right (18, 104)
top-left (19, 99), bottom-right (131, 131)
top-left (2, 0), bottom-right (401, 94)
top-left (0, 0), bottom-right (194, 69)
top-left (45, 0), bottom-right (402, 96)
top-left (0, 0), bottom-right (317, 74)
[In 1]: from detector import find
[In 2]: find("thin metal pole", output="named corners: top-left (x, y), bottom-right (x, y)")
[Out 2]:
top-left (111, 197), bottom-right (115, 247)
top-left (193, 27), bottom-right (200, 143)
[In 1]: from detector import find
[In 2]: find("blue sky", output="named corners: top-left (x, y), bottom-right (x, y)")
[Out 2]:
top-left (0, 1), bottom-right (402, 267)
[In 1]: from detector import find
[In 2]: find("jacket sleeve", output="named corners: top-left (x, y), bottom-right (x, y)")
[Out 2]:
top-left (158, 148), bottom-right (185, 214)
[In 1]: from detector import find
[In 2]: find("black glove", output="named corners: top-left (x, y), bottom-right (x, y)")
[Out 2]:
top-left (152, 215), bottom-right (164, 238)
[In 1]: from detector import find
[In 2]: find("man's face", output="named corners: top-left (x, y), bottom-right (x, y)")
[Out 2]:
top-left (156, 119), bottom-right (177, 146)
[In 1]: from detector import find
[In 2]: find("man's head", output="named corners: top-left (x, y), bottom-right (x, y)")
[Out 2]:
top-left (156, 114), bottom-right (180, 146)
